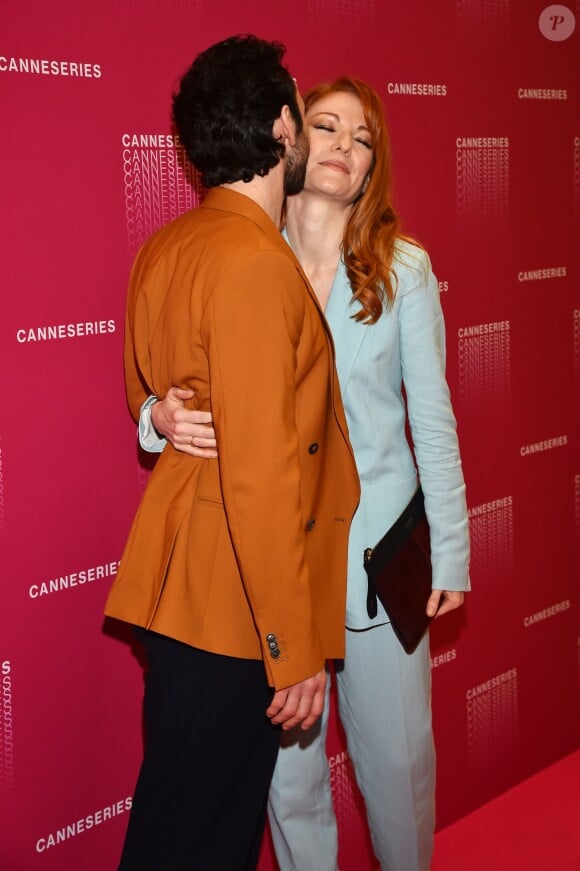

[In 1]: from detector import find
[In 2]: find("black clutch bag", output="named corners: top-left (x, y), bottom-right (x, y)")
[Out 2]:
top-left (363, 486), bottom-right (433, 654)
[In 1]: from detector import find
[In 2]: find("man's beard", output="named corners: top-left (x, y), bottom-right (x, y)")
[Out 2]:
top-left (284, 129), bottom-right (309, 196)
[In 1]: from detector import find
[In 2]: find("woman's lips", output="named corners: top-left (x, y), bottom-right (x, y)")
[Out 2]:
top-left (318, 160), bottom-right (349, 173)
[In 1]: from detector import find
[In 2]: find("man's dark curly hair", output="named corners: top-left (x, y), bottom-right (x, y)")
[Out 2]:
top-left (173, 35), bottom-right (302, 187)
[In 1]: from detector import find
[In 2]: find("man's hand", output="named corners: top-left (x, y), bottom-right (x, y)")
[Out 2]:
top-left (426, 589), bottom-right (464, 619)
top-left (266, 669), bottom-right (326, 731)
top-left (151, 387), bottom-right (217, 458)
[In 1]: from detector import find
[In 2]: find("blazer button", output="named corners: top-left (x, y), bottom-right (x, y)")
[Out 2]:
top-left (308, 442), bottom-right (319, 455)
top-left (306, 518), bottom-right (316, 532)
top-left (270, 649), bottom-right (280, 659)
top-left (266, 633), bottom-right (276, 643)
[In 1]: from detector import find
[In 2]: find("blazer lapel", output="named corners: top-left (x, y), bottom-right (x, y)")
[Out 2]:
top-left (325, 261), bottom-right (369, 393)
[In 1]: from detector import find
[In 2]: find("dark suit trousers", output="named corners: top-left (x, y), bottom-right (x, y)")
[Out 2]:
top-left (118, 628), bottom-right (280, 871)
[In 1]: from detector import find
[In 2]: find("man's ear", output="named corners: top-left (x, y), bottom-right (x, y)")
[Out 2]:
top-left (273, 105), bottom-right (297, 147)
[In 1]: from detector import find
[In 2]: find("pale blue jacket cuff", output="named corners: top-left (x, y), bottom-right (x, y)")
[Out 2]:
top-left (139, 395), bottom-right (166, 453)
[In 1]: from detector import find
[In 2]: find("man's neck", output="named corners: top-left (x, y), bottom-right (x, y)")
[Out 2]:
top-left (221, 162), bottom-right (286, 228)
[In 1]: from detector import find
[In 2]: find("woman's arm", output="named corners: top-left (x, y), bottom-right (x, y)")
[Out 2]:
top-left (397, 246), bottom-right (471, 609)
top-left (426, 589), bottom-right (464, 618)
top-left (140, 387), bottom-right (217, 458)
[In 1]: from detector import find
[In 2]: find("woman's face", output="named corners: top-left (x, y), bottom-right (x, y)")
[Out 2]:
top-left (304, 91), bottom-right (373, 204)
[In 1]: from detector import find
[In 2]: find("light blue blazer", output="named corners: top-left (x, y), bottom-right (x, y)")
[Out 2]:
top-left (320, 238), bottom-right (470, 629)
top-left (140, 236), bottom-right (471, 630)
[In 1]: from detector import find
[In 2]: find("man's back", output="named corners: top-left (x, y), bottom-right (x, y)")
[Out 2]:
top-left (106, 188), bottom-right (359, 689)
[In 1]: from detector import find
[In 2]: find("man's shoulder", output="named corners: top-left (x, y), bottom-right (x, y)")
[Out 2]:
top-left (140, 203), bottom-right (289, 266)
top-left (134, 208), bottom-right (198, 266)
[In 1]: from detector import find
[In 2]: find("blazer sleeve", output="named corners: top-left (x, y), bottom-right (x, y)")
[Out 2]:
top-left (201, 250), bottom-right (325, 688)
top-left (124, 247), bottom-right (156, 423)
top-left (397, 249), bottom-right (471, 592)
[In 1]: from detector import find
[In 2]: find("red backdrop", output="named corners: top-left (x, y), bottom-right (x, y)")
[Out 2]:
top-left (1, 1), bottom-right (578, 868)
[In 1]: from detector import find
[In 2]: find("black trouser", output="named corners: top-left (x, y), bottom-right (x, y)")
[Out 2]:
top-left (118, 628), bottom-right (279, 870)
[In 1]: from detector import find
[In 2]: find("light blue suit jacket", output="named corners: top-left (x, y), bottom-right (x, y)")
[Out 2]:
top-left (139, 236), bottom-right (470, 629)
top-left (321, 238), bottom-right (470, 628)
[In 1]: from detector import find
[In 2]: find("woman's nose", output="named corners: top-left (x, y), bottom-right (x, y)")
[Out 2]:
top-left (333, 135), bottom-right (351, 154)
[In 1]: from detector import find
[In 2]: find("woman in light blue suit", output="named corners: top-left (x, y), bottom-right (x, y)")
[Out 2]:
top-left (140, 77), bottom-right (470, 871)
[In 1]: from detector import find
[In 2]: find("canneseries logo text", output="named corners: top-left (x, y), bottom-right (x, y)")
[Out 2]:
top-left (468, 496), bottom-right (514, 581)
top-left (28, 560), bottom-right (120, 599)
top-left (16, 320), bottom-right (116, 344)
top-left (523, 599), bottom-right (571, 627)
top-left (308, 0), bottom-right (375, 23)
top-left (574, 308), bottom-right (580, 376)
top-left (431, 648), bottom-right (457, 669)
top-left (519, 434), bottom-right (568, 457)
top-left (518, 87), bottom-right (567, 101)
top-left (1, 660), bottom-right (14, 792)
top-left (327, 748), bottom-right (362, 830)
top-left (387, 81), bottom-right (447, 97)
top-left (457, 320), bottom-right (511, 406)
top-left (122, 133), bottom-right (203, 256)
top-left (466, 667), bottom-right (519, 765)
top-left (36, 797), bottom-right (132, 853)
top-left (456, 137), bottom-right (509, 229)
top-left (518, 266), bottom-right (566, 282)
top-left (0, 55), bottom-right (101, 78)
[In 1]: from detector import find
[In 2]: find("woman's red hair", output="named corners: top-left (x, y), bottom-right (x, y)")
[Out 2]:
top-left (305, 77), bottom-right (418, 323)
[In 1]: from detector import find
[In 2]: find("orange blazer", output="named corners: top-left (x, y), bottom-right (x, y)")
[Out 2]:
top-left (104, 188), bottom-right (360, 690)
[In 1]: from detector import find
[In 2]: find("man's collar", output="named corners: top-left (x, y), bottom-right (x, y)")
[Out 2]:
top-left (201, 187), bottom-right (282, 245)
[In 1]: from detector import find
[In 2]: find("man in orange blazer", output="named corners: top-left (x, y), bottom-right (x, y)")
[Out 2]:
top-left (104, 35), bottom-right (359, 870)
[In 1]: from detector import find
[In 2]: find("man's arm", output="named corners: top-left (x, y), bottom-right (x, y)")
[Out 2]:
top-left (267, 670), bottom-right (326, 730)
top-left (124, 247), bottom-right (157, 422)
top-left (145, 383), bottom-right (325, 728)
top-left (202, 249), bottom-right (326, 693)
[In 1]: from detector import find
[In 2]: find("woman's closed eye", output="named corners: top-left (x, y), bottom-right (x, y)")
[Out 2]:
top-left (313, 123), bottom-right (371, 150)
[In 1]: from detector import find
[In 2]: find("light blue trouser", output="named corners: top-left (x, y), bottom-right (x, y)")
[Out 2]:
top-left (267, 623), bottom-right (435, 871)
